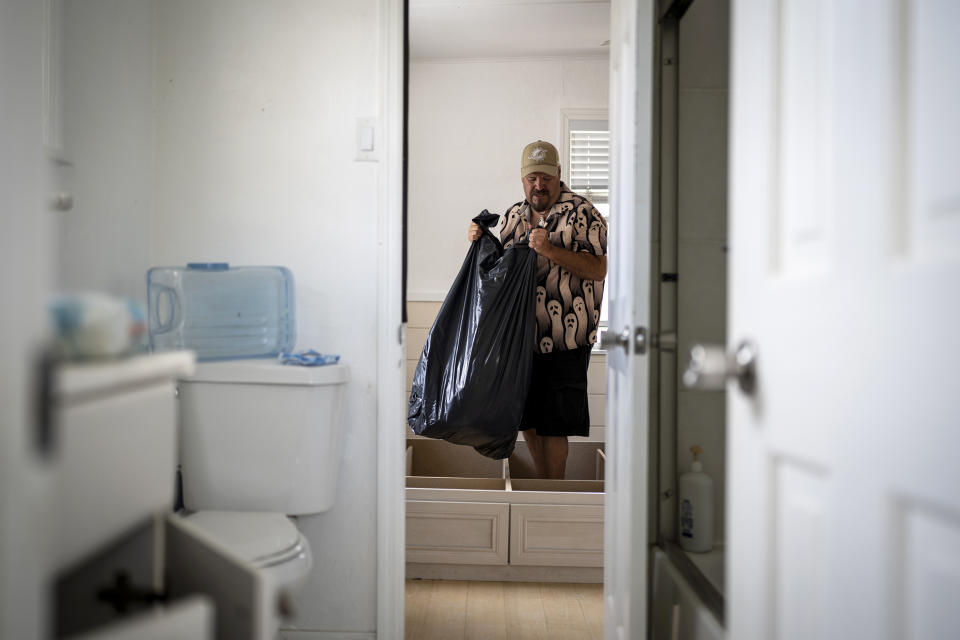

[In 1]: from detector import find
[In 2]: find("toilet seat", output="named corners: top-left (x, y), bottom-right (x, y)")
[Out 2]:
top-left (184, 511), bottom-right (307, 568)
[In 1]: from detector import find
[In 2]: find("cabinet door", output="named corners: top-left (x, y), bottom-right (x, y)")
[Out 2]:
top-left (56, 381), bottom-right (178, 572)
top-left (165, 515), bottom-right (274, 640)
top-left (64, 596), bottom-right (213, 640)
top-left (406, 501), bottom-right (509, 565)
top-left (509, 504), bottom-right (604, 567)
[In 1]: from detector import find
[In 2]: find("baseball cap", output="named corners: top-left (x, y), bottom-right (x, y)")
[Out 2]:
top-left (520, 140), bottom-right (559, 178)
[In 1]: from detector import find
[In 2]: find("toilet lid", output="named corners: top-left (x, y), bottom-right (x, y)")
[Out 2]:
top-left (185, 511), bottom-right (301, 563)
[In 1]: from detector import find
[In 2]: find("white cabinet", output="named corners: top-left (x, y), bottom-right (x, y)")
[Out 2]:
top-left (65, 596), bottom-right (213, 640)
top-left (53, 352), bottom-right (194, 572)
top-left (57, 511), bottom-right (275, 640)
top-left (51, 353), bottom-right (276, 640)
top-left (405, 439), bottom-right (605, 578)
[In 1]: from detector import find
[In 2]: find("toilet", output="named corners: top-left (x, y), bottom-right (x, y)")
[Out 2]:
top-left (175, 357), bottom-right (349, 618)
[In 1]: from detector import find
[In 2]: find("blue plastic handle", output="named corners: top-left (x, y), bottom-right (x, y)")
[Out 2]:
top-left (150, 285), bottom-right (180, 334)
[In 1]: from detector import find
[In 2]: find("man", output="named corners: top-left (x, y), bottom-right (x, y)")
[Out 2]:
top-left (468, 140), bottom-right (607, 478)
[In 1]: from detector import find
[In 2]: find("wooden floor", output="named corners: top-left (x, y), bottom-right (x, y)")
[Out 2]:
top-left (405, 579), bottom-right (603, 640)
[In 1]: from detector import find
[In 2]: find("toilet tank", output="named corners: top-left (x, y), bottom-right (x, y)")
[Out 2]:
top-left (178, 359), bottom-right (348, 515)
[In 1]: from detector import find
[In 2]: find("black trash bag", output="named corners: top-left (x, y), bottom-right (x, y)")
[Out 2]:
top-left (407, 210), bottom-right (537, 459)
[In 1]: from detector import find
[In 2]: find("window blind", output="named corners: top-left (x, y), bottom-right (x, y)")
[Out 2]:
top-left (568, 119), bottom-right (609, 202)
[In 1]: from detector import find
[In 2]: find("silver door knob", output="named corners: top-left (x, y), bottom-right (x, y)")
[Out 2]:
top-left (599, 326), bottom-right (647, 354)
top-left (683, 341), bottom-right (757, 394)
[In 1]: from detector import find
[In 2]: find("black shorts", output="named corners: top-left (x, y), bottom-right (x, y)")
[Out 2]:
top-left (519, 346), bottom-right (591, 437)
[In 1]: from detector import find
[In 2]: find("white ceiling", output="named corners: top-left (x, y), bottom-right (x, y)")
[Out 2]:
top-left (409, 0), bottom-right (611, 60)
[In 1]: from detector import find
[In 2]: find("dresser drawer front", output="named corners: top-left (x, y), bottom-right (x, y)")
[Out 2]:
top-left (406, 501), bottom-right (509, 565)
top-left (509, 504), bottom-right (604, 567)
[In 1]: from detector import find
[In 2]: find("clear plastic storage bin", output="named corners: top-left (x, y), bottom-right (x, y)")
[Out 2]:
top-left (148, 263), bottom-right (295, 360)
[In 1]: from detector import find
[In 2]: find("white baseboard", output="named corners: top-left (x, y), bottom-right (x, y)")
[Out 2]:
top-left (406, 563), bottom-right (603, 583)
top-left (406, 291), bottom-right (446, 302)
top-left (279, 631), bottom-right (376, 640)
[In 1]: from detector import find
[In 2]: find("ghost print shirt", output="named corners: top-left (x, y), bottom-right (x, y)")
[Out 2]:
top-left (500, 183), bottom-right (608, 354)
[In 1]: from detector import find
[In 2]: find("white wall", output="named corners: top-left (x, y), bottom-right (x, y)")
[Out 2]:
top-left (57, 0), bottom-right (386, 634)
top-left (152, 1), bottom-right (382, 633)
top-left (59, 0), bottom-right (157, 300)
top-left (408, 57), bottom-right (608, 299)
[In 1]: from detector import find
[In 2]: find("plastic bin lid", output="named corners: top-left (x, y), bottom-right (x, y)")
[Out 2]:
top-left (184, 511), bottom-right (300, 562)
top-left (182, 358), bottom-right (348, 386)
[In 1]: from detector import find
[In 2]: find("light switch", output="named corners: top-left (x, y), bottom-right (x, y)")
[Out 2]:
top-left (356, 118), bottom-right (377, 161)
top-left (359, 125), bottom-right (374, 152)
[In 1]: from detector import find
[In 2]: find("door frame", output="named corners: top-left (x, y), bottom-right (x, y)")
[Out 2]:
top-left (604, 1), bottom-right (656, 638)
top-left (376, 0), bottom-right (406, 638)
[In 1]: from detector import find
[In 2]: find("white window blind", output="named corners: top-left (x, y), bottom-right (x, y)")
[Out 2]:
top-left (564, 116), bottom-right (611, 332)
top-left (568, 119), bottom-right (609, 203)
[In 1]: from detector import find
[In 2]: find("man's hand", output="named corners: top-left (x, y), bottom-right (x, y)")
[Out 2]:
top-left (529, 227), bottom-right (607, 280)
top-left (529, 228), bottom-right (553, 257)
top-left (468, 222), bottom-right (482, 242)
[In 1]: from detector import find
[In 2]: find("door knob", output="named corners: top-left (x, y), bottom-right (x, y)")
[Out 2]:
top-left (683, 341), bottom-right (757, 394)
top-left (599, 326), bottom-right (647, 355)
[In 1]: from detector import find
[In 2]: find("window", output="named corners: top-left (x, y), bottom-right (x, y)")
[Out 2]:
top-left (561, 111), bottom-right (610, 333)
top-left (568, 120), bottom-right (609, 210)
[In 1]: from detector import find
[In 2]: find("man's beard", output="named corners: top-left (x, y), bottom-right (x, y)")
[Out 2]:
top-left (530, 191), bottom-right (550, 212)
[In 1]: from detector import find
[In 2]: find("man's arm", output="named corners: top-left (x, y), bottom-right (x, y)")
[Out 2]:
top-left (528, 228), bottom-right (607, 280)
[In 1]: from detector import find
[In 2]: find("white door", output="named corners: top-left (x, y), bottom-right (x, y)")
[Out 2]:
top-left (726, 2), bottom-right (960, 639)
top-left (0, 0), bottom-right (58, 637)
top-left (604, 1), bottom-right (654, 638)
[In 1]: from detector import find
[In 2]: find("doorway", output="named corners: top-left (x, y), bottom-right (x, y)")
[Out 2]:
top-left (403, 1), bottom-right (612, 637)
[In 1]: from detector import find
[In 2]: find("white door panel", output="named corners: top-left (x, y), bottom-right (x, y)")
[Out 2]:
top-left (728, 1), bottom-right (960, 640)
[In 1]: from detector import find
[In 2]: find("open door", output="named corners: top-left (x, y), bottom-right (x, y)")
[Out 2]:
top-left (1, 0), bottom-right (59, 636)
top-left (725, 2), bottom-right (960, 639)
top-left (604, 1), bottom-right (654, 638)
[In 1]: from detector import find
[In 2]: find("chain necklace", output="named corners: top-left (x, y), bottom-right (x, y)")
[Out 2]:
top-left (527, 207), bottom-right (547, 230)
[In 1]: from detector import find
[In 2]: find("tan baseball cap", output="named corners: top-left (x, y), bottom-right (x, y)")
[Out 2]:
top-left (520, 140), bottom-right (560, 178)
